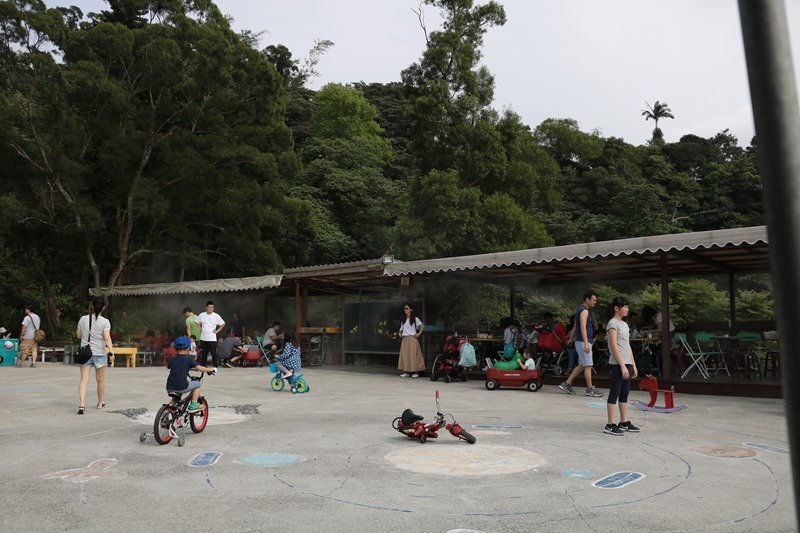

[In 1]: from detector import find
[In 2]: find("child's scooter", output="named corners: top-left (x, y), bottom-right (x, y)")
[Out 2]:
top-left (392, 390), bottom-right (476, 444)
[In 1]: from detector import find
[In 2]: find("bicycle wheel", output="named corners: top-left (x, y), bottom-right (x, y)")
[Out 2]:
top-left (457, 428), bottom-right (477, 444)
top-left (153, 405), bottom-right (175, 445)
top-left (294, 378), bottom-right (309, 393)
top-left (190, 397), bottom-right (209, 433)
top-left (270, 375), bottom-right (285, 391)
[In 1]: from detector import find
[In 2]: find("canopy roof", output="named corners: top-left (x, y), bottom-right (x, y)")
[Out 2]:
top-left (89, 226), bottom-right (770, 296)
top-left (382, 225), bottom-right (770, 285)
top-left (88, 274), bottom-right (283, 297)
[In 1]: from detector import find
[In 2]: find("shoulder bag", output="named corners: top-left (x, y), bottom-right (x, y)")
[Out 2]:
top-left (75, 315), bottom-right (93, 365)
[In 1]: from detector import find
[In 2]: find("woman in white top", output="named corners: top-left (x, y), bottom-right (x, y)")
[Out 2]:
top-left (397, 302), bottom-right (425, 378)
top-left (76, 297), bottom-right (115, 414)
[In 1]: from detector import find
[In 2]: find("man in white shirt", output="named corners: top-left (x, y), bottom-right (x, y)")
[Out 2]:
top-left (195, 301), bottom-right (225, 367)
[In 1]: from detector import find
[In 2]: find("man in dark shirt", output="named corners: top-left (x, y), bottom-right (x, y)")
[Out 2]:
top-left (219, 334), bottom-right (246, 368)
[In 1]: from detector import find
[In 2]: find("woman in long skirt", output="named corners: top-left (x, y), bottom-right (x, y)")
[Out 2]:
top-left (398, 302), bottom-right (426, 378)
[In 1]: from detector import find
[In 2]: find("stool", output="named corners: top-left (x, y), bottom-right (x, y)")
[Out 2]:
top-left (138, 350), bottom-right (154, 366)
top-left (734, 351), bottom-right (762, 379)
top-left (763, 350), bottom-right (781, 377)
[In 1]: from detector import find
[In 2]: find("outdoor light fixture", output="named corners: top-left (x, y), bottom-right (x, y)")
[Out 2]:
top-left (382, 255), bottom-right (394, 264)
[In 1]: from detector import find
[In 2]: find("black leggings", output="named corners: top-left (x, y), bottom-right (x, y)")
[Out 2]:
top-left (608, 364), bottom-right (633, 404)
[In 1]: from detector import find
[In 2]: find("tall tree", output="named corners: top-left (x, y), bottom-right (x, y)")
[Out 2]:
top-left (0, 0), bottom-right (310, 325)
top-left (641, 100), bottom-right (675, 139)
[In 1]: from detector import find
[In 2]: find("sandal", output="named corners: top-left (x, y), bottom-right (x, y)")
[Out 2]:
top-left (96, 403), bottom-right (105, 409)
top-left (78, 406), bottom-right (85, 415)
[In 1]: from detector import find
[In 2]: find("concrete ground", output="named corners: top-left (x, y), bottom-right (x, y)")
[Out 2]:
top-left (0, 362), bottom-right (796, 533)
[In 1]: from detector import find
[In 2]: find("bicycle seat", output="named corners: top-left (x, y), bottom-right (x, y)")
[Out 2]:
top-left (167, 392), bottom-right (182, 402)
top-left (401, 408), bottom-right (424, 425)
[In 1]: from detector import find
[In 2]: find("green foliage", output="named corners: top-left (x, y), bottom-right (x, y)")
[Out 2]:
top-left (735, 290), bottom-right (775, 320)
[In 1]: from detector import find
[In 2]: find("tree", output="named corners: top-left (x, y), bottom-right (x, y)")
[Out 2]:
top-left (0, 0), bottom-right (310, 327)
top-left (293, 83), bottom-right (400, 263)
top-left (641, 100), bottom-right (675, 138)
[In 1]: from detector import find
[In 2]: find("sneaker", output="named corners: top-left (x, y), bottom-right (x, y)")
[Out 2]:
top-left (558, 382), bottom-right (576, 395)
top-left (619, 421), bottom-right (640, 433)
top-left (188, 402), bottom-right (204, 413)
top-left (604, 423), bottom-right (624, 436)
top-left (586, 387), bottom-right (604, 397)
top-left (399, 373), bottom-right (410, 378)
top-left (411, 373), bottom-right (419, 378)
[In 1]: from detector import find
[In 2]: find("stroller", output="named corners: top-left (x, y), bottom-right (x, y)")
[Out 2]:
top-left (430, 334), bottom-right (476, 383)
top-left (534, 322), bottom-right (568, 376)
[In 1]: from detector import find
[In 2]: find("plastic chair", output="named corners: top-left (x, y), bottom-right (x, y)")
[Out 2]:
top-left (694, 332), bottom-right (728, 376)
top-left (138, 350), bottom-right (155, 366)
top-left (257, 336), bottom-right (272, 365)
top-left (161, 347), bottom-right (176, 367)
top-left (676, 333), bottom-right (710, 379)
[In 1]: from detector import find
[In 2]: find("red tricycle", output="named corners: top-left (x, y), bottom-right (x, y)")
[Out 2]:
top-left (392, 390), bottom-right (476, 444)
top-left (484, 366), bottom-right (542, 392)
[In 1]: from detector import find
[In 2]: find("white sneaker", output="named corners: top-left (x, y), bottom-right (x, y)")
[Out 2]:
top-left (411, 373), bottom-right (419, 378)
top-left (400, 373), bottom-right (410, 378)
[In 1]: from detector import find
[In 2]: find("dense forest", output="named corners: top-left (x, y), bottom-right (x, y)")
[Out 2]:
top-left (0, 0), bottom-right (768, 337)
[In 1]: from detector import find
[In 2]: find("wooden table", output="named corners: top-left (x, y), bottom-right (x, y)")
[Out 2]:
top-left (111, 347), bottom-right (137, 368)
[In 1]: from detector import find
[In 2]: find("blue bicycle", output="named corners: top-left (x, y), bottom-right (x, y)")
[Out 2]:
top-left (269, 365), bottom-right (309, 394)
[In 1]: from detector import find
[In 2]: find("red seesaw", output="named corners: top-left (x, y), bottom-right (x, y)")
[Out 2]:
top-left (632, 374), bottom-right (688, 413)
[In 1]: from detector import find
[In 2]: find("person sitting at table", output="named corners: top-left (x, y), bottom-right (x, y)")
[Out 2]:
top-left (0, 326), bottom-right (9, 339)
top-left (139, 330), bottom-right (157, 351)
top-left (627, 312), bottom-right (641, 339)
top-left (641, 305), bottom-right (677, 374)
top-left (156, 330), bottom-right (173, 349)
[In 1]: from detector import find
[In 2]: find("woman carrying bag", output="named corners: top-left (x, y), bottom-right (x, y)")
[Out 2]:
top-left (76, 297), bottom-right (115, 414)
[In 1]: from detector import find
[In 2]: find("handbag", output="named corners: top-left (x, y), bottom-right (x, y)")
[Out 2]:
top-left (32, 315), bottom-right (45, 342)
top-left (75, 315), bottom-right (93, 365)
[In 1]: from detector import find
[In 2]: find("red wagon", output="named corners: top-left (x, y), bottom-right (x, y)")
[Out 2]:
top-left (484, 367), bottom-right (542, 392)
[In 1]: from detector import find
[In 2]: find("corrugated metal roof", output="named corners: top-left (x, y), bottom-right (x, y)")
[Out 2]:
top-left (382, 226), bottom-right (769, 283)
top-left (89, 274), bottom-right (283, 297)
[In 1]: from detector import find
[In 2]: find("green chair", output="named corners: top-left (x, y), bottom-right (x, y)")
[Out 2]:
top-left (694, 332), bottom-right (728, 376)
top-left (676, 333), bottom-right (710, 379)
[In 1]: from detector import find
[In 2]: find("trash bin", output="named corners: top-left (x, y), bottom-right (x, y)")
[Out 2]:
top-left (0, 338), bottom-right (19, 366)
top-left (63, 345), bottom-right (74, 365)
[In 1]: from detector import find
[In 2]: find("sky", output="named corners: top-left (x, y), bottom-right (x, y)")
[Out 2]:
top-left (50, 0), bottom-right (800, 147)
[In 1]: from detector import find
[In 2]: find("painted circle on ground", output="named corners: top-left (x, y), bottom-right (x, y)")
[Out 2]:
top-left (693, 445), bottom-right (757, 458)
top-left (132, 407), bottom-right (248, 426)
top-left (386, 444), bottom-right (545, 476)
top-left (472, 430), bottom-right (511, 436)
top-left (238, 453), bottom-right (302, 466)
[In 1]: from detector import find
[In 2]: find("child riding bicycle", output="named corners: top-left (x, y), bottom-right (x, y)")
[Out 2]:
top-left (274, 330), bottom-right (301, 379)
top-left (166, 336), bottom-right (216, 413)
